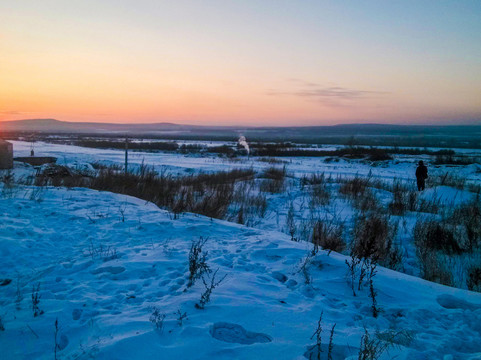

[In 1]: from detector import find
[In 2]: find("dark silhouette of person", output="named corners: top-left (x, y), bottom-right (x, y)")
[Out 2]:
top-left (415, 160), bottom-right (428, 191)
top-left (30, 149), bottom-right (35, 157)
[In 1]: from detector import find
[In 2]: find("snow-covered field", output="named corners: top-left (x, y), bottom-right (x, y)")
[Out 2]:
top-left (1, 141), bottom-right (481, 359)
top-left (8, 140), bottom-right (481, 181)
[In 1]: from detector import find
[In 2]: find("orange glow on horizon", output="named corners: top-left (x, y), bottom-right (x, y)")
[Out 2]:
top-left (1, 1), bottom-right (480, 126)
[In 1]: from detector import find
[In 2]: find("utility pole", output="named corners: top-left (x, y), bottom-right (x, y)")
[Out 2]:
top-left (125, 137), bottom-right (129, 175)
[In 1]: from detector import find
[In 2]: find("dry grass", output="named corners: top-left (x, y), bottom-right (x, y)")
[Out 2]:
top-left (259, 166), bottom-right (287, 193)
top-left (351, 212), bottom-right (402, 270)
top-left (388, 182), bottom-right (418, 215)
top-left (339, 176), bottom-right (371, 198)
top-left (312, 220), bottom-right (345, 253)
top-left (37, 164), bottom-right (256, 220)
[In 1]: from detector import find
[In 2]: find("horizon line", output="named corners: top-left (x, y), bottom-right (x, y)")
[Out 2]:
top-left (2, 118), bottom-right (481, 128)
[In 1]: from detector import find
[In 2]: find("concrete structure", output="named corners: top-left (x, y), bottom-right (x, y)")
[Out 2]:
top-left (14, 156), bottom-right (57, 166)
top-left (0, 139), bottom-right (13, 169)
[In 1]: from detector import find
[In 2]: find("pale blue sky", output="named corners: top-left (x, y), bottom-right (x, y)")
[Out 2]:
top-left (1, 1), bottom-right (480, 125)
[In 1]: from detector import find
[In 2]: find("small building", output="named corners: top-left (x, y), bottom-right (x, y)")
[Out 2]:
top-left (0, 139), bottom-right (13, 169)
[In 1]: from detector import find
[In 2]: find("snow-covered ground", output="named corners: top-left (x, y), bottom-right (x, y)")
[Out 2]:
top-left (1, 187), bottom-right (481, 359)
top-left (1, 141), bottom-right (481, 359)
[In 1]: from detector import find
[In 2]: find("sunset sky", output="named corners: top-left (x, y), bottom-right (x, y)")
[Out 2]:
top-left (1, 1), bottom-right (480, 126)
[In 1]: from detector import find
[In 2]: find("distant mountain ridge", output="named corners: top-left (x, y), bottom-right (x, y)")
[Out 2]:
top-left (2, 118), bottom-right (480, 132)
top-left (0, 118), bottom-right (190, 132)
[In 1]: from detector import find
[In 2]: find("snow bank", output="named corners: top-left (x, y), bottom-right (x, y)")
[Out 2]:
top-left (1, 187), bottom-right (480, 359)
top-left (420, 185), bottom-right (477, 206)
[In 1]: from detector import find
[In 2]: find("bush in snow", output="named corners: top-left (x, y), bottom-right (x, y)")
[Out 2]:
top-left (175, 309), bottom-right (188, 327)
top-left (345, 254), bottom-right (362, 297)
top-left (413, 200), bottom-right (481, 289)
top-left (0, 171), bottom-right (17, 198)
top-left (327, 324), bottom-right (336, 360)
top-left (300, 172), bottom-right (327, 188)
top-left (339, 176), bottom-right (370, 198)
top-left (426, 171), bottom-right (466, 190)
top-left (35, 164), bottom-right (87, 188)
top-left (286, 202), bottom-right (297, 241)
top-left (355, 190), bottom-right (380, 212)
top-left (388, 182), bottom-right (417, 215)
top-left (413, 219), bottom-right (464, 255)
top-left (413, 220), bottom-right (455, 286)
top-left (298, 253), bottom-right (313, 285)
top-left (229, 180), bottom-right (268, 225)
top-left (367, 148), bottom-right (392, 162)
top-left (190, 182), bottom-right (235, 219)
top-left (83, 165), bottom-right (254, 220)
top-left (86, 241), bottom-right (118, 261)
top-left (15, 278), bottom-right (23, 310)
top-left (450, 200), bottom-right (481, 252)
top-left (301, 172), bottom-right (331, 207)
top-left (467, 266), bottom-right (481, 292)
top-left (368, 262), bottom-right (380, 318)
top-left (259, 166), bottom-right (286, 193)
top-left (339, 175), bottom-right (387, 212)
top-left (149, 307), bottom-right (166, 332)
top-left (311, 220), bottom-right (345, 254)
top-left (357, 328), bottom-right (413, 360)
top-left (351, 213), bottom-right (401, 270)
top-left (306, 311), bottom-right (337, 360)
top-left (54, 318), bottom-right (60, 360)
top-left (434, 154), bottom-right (476, 166)
top-left (195, 269), bottom-right (226, 310)
top-left (188, 237), bottom-right (211, 287)
top-left (309, 311), bottom-right (323, 360)
top-left (31, 283), bottom-right (44, 317)
top-left (309, 183), bottom-right (331, 207)
top-left (261, 166), bottom-right (287, 180)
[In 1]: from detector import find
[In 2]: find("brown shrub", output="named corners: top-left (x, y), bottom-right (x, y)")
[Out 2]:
top-left (413, 219), bottom-right (464, 255)
top-left (312, 220), bottom-right (345, 253)
top-left (467, 266), bottom-right (481, 292)
top-left (388, 182), bottom-right (417, 215)
top-left (451, 201), bottom-right (481, 251)
top-left (339, 176), bottom-right (370, 198)
top-left (58, 165), bottom-right (255, 219)
top-left (351, 213), bottom-right (401, 269)
top-left (259, 166), bottom-right (286, 193)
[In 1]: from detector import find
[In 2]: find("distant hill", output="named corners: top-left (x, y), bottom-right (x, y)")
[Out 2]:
top-left (2, 118), bottom-right (481, 148)
top-left (0, 119), bottom-right (190, 132)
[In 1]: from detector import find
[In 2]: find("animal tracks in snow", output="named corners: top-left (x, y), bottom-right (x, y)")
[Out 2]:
top-left (210, 322), bottom-right (272, 345)
top-left (437, 294), bottom-right (481, 311)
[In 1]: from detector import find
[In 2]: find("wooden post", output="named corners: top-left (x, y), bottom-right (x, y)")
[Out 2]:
top-left (125, 137), bottom-right (128, 174)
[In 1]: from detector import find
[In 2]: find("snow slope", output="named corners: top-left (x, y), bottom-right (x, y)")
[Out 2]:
top-left (1, 186), bottom-right (481, 359)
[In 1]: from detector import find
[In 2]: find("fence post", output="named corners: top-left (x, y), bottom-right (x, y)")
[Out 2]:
top-left (125, 137), bottom-right (129, 174)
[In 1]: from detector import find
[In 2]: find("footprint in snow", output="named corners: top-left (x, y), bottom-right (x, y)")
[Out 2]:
top-left (72, 309), bottom-right (82, 320)
top-left (91, 266), bottom-right (125, 275)
top-left (57, 334), bottom-right (69, 351)
top-left (437, 294), bottom-right (481, 311)
top-left (250, 249), bottom-right (282, 262)
top-left (210, 322), bottom-right (272, 345)
top-left (271, 272), bottom-right (288, 283)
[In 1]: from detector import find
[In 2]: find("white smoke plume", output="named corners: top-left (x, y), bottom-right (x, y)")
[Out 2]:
top-left (238, 135), bottom-right (250, 154)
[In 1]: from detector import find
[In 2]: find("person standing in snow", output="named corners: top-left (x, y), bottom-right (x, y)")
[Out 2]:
top-left (415, 160), bottom-right (428, 191)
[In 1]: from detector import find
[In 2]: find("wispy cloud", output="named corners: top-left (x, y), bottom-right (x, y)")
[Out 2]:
top-left (268, 80), bottom-right (388, 107)
top-left (286, 78), bottom-right (321, 87)
top-left (0, 110), bottom-right (23, 115)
